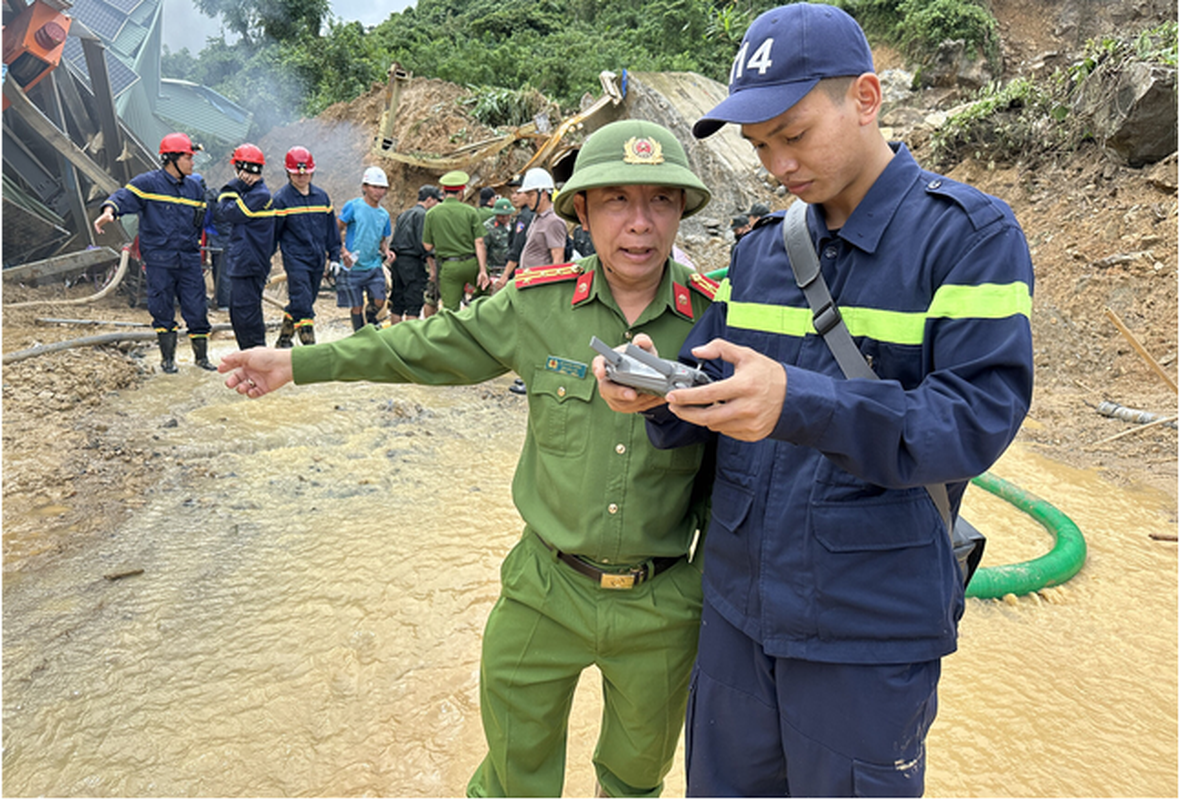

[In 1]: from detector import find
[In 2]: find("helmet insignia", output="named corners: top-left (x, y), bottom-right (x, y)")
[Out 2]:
top-left (622, 137), bottom-right (664, 165)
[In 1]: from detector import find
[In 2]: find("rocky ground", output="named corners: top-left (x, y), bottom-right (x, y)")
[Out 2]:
top-left (3, 1), bottom-right (1177, 571)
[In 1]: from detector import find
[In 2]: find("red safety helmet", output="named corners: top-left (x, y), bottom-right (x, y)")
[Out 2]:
top-left (232, 143), bottom-right (266, 174)
top-left (158, 132), bottom-right (197, 156)
top-left (285, 146), bottom-right (316, 174)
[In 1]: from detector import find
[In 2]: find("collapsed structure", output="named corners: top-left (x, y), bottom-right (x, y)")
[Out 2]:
top-left (2, 0), bottom-right (249, 281)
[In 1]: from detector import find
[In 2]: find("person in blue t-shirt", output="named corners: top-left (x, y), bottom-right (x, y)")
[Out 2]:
top-left (336, 166), bottom-right (394, 331)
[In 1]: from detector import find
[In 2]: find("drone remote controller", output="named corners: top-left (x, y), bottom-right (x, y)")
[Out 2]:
top-left (590, 336), bottom-right (712, 397)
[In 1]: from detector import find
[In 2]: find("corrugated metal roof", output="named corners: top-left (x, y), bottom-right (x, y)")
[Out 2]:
top-left (156, 80), bottom-right (253, 145)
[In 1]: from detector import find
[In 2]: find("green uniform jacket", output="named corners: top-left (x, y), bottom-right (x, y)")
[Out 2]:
top-left (482, 217), bottom-right (512, 270)
top-left (422, 197), bottom-right (484, 259)
top-left (292, 256), bottom-right (715, 564)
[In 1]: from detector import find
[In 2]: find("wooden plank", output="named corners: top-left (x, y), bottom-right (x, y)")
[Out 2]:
top-left (2, 246), bottom-right (120, 285)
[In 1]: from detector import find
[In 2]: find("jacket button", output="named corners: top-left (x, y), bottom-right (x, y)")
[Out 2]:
top-left (557, 387), bottom-right (566, 397)
top-left (927, 179), bottom-right (942, 190)
top-left (616, 443), bottom-right (626, 454)
top-left (608, 503), bottom-right (619, 514)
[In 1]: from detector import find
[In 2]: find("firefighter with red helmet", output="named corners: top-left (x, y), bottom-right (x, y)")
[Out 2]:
top-left (94, 131), bottom-right (216, 373)
top-left (270, 146), bottom-right (340, 347)
top-left (217, 143), bottom-right (276, 350)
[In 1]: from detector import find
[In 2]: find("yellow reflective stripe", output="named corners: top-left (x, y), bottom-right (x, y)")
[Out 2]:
top-left (726, 282), bottom-right (1031, 345)
top-left (714, 278), bottom-right (732, 303)
top-left (127, 184), bottom-right (205, 208)
top-left (274, 205), bottom-right (333, 216)
top-left (218, 191), bottom-right (277, 218)
top-left (727, 301), bottom-right (815, 337)
top-left (928, 281), bottom-right (1033, 321)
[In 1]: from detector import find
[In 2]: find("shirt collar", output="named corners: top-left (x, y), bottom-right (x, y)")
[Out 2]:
top-left (159, 167), bottom-right (184, 187)
top-left (819, 142), bottom-right (920, 254)
top-left (574, 256), bottom-right (686, 324)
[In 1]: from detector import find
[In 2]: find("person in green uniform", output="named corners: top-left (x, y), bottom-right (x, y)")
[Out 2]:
top-left (482, 197), bottom-right (515, 289)
top-left (422, 170), bottom-right (489, 311)
top-left (217, 119), bottom-right (719, 798)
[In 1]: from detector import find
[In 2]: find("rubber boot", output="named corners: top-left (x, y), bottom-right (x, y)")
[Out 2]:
top-left (351, 312), bottom-right (365, 331)
top-left (275, 315), bottom-right (295, 348)
top-left (191, 336), bottom-right (217, 371)
top-left (297, 322), bottom-right (315, 345)
top-left (158, 330), bottom-right (178, 374)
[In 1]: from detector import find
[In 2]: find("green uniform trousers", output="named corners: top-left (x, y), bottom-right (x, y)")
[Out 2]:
top-left (467, 532), bottom-right (703, 798)
top-left (438, 256), bottom-right (479, 311)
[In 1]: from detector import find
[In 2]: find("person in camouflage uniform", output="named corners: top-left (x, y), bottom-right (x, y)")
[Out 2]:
top-left (482, 196), bottom-right (515, 290)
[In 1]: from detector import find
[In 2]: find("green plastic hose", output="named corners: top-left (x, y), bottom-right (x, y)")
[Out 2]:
top-left (965, 471), bottom-right (1088, 599)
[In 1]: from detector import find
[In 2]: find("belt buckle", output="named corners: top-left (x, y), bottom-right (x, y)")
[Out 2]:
top-left (600, 572), bottom-right (636, 590)
top-left (600, 566), bottom-right (646, 590)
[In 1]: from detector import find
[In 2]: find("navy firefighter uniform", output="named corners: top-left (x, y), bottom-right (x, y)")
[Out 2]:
top-left (101, 167), bottom-right (211, 346)
top-left (648, 143), bottom-right (1035, 796)
top-left (219, 172), bottom-right (276, 350)
top-left (272, 182), bottom-right (340, 344)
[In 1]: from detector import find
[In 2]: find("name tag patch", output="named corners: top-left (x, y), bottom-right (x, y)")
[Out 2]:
top-left (545, 356), bottom-right (587, 379)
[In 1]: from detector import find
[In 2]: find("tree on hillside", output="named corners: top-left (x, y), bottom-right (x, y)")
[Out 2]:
top-left (193, 0), bottom-right (329, 45)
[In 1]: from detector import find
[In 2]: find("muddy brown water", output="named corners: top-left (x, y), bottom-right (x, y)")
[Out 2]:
top-left (3, 331), bottom-right (1176, 797)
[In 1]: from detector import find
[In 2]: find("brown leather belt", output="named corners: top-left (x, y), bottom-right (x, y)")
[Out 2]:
top-left (535, 533), bottom-right (685, 590)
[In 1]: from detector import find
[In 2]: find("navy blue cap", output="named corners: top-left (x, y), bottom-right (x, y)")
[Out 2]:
top-left (693, 3), bottom-right (874, 139)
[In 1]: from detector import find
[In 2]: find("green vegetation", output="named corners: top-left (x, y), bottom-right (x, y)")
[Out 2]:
top-left (164, 0), bottom-right (1169, 171)
top-left (164, 0), bottom-right (780, 137)
top-left (927, 20), bottom-right (1178, 170)
top-left (928, 78), bottom-right (1057, 170)
top-left (833, 0), bottom-right (998, 65)
top-left (461, 86), bottom-right (558, 129)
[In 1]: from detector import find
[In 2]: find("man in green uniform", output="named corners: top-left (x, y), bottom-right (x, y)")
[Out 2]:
top-left (422, 170), bottom-right (489, 311)
top-left (218, 120), bottom-right (719, 798)
top-left (482, 196), bottom-right (515, 289)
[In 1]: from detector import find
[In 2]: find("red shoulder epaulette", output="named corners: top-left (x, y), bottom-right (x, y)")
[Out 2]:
top-left (514, 263), bottom-right (582, 290)
top-left (688, 272), bottom-right (720, 300)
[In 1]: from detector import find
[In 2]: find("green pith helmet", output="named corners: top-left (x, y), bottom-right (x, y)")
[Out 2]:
top-left (440, 170), bottom-right (469, 190)
top-left (553, 120), bottom-right (711, 223)
top-left (491, 197), bottom-right (515, 215)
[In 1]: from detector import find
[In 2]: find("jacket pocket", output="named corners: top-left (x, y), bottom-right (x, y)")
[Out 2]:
top-left (528, 369), bottom-right (595, 457)
top-left (811, 488), bottom-right (951, 643)
top-left (711, 478), bottom-right (754, 534)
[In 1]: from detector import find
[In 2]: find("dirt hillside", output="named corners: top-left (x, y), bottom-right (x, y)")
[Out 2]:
top-left (3, 4), bottom-right (1177, 572)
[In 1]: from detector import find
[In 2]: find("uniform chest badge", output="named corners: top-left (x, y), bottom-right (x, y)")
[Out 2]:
top-left (545, 356), bottom-right (588, 379)
top-left (623, 137), bottom-right (664, 165)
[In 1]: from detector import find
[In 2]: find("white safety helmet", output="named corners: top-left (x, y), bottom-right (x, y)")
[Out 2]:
top-left (362, 166), bottom-right (389, 187)
top-left (520, 167), bottom-right (555, 193)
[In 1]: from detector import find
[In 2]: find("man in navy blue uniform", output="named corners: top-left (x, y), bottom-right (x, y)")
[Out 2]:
top-left (94, 132), bottom-right (215, 373)
top-left (218, 143), bottom-right (276, 350)
top-left (596, 4), bottom-right (1034, 796)
top-left (271, 146), bottom-right (340, 347)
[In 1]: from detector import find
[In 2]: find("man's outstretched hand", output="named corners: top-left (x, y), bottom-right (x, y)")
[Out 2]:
top-left (219, 347), bottom-right (295, 398)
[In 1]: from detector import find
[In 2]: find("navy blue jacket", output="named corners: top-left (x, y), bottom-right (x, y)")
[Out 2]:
top-left (219, 177), bottom-right (275, 278)
top-left (102, 168), bottom-right (205, 268)
top-left (272, 182), bottom-right (341, 272)
top-left (649, 145), bottom-right (1034, 665)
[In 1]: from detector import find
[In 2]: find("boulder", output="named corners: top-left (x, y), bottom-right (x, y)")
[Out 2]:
top-left (917, 39), bottom-right (997, 91)
top-left (1075, 61), bottom-right (1178, 166)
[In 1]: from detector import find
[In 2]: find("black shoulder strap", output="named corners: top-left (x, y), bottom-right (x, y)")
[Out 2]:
top-left (782, 201), bottom-right (955, 533)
